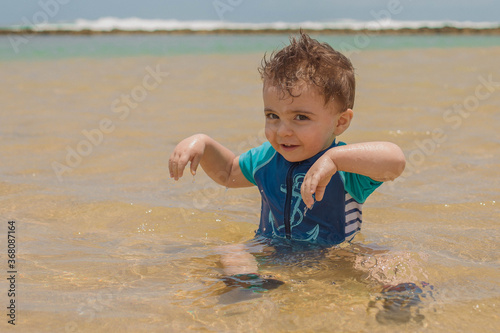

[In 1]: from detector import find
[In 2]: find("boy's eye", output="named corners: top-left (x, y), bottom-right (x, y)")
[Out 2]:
top-left (295, 114), bottom-right (309, 121)
top-left (266, 113), bottom-right (279, 120)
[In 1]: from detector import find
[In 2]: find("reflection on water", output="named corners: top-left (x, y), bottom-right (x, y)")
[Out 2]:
top-left (0, 44), bottom-right (499, 332)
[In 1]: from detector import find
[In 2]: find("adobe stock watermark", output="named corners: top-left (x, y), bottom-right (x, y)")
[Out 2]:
top-left (9, 0), bottom-right (71, 53)
top-left (392, 73), bottom-right (500, 186)
top-left (338, 0), bottom-right (412, 57)
top-left (212, 0), bottom-right (245, 21)
top-left (184, 129), bottom-right (267, 211)
top-left (64, 267), bottom-right (138, 332)
top-left (52, 64), bottom-right (169, 182)
top-left (171, 128), bottom-right (266, 230)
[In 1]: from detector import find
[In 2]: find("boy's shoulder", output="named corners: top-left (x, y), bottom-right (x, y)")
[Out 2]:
top-left (239, 142), bottom-right (277, 186)
top-left (240, 141), bottom-right (276, 164)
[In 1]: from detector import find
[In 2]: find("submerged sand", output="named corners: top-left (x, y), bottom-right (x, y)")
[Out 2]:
top-left (0, 45), bottom-right (499, 332)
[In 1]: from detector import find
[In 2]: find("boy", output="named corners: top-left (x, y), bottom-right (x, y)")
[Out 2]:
top-left (169, 32), bottom-right (406, 248)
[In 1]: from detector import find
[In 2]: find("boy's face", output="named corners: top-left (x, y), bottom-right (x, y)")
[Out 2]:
top-left (263, 82), bottom-right (348, 162)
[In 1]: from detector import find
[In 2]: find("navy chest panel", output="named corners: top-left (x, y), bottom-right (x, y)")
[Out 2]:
top-left (255, 155), bottom-right (346, 245)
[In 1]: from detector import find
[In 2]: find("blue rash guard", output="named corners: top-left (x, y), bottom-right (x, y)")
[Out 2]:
top-left (239, 140), bottom-right (383, 246)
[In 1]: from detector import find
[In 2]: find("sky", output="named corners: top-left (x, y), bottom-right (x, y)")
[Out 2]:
top-left (1, 0), bottom-right (499, 26)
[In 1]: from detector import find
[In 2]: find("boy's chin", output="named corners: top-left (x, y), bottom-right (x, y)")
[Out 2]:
top-left (279, 152), bottom-right (314, 163)
top-left (278, 146), bottom-right (330, 162)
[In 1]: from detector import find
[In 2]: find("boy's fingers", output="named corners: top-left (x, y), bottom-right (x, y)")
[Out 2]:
top-left (303, 170), bottom-right (327, 208)
top-left (300, 180), bottom-right (308, 198)
top-left (307, 175), bottom-right (319, 194)
top-left (177, 156), bottom-right (190, 179)
top-left (170, 153), bottom-right (189, 180)
top-left (190, 154), bottom-right (201, 176)
top-left (315, 188), bottom-right (325, 202)
top-left (168, 156), bottom-right (177, 179)
top-left (301, 179), bottom-right (316, 208)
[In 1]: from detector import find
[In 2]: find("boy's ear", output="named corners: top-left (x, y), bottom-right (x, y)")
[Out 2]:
top-left (334, 109), bottom-right (353, 136)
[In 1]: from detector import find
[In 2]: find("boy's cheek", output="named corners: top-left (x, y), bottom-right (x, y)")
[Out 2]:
top-left (264, 127), bottom-right (273, 142)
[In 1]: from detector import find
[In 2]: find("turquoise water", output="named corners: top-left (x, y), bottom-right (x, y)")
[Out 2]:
top-left (1, 34), bottom-right (500, 61)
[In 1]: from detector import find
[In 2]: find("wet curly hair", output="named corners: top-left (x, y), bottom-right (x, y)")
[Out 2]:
top-left (258, 32), bottom-right (355, 112)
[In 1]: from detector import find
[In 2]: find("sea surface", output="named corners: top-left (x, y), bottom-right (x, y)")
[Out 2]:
top-left (4, 17), bottom-right (500, 32)
top-left (0, 34), bottom-right (499, 332)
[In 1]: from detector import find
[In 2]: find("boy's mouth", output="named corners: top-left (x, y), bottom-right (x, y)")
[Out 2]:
top-left (280, 144), bottom-right (299, 151)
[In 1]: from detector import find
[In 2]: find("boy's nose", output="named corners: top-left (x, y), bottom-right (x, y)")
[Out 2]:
top-left (277, 122), bottom-right (293, 137)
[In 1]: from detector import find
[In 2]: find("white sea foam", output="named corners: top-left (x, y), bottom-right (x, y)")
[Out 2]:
top-left (6, 17), bottom-right (500, 32)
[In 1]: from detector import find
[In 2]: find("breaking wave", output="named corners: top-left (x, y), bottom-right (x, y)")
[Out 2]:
top-left (4, 17), bottom-right (500, 32)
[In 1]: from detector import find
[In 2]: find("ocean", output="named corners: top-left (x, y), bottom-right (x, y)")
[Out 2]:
top-left (0, 31), bottom-right (499, 332)
top-left (2, 33), bottom-right (500, 61)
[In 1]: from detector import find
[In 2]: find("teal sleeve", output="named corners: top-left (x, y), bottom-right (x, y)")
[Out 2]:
top-left (337, 141), bottom-right (383, 203)
top-left (238, 142), bottom-right (276, 186)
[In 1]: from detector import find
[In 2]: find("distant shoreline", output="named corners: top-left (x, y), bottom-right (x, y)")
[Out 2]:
top-left (2, 27), bottom-right (500, 35)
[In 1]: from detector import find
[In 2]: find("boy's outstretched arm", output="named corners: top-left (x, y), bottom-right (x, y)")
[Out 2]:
top-left (301, 142), bottom-right (406, 208)
top-left (169, 133), bottom-right (253, 188)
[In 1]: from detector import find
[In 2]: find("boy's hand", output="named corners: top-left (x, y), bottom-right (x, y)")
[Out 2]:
top-left (301, 155), bottom-right (338, 208)
top-left (169, 134), bottom-right (251, 188)
top-left (169, 134), bottom-right (206, 180)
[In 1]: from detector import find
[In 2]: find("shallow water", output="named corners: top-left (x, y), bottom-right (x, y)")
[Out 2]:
top-left (0, 36), bottom-right (499, 332)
